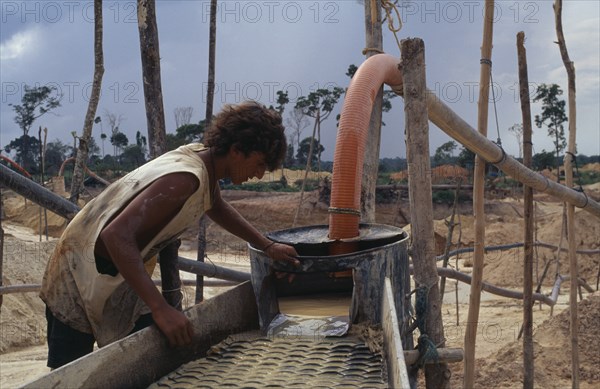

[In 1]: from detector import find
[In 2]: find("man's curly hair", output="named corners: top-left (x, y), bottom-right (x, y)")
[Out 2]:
top-left (204, 101), bottom-right (287, 171)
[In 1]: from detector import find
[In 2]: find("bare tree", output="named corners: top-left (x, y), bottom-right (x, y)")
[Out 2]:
top-left (70, 0), bottom-right (104, 203)
top-left (508, 123), bottom-right (523, 159)
top-left (285, 107), bottom-right (310, 152)
top-left (174, 106), bottom-right (194, 129)
top-left (104, 111), bottom-right (124, 157)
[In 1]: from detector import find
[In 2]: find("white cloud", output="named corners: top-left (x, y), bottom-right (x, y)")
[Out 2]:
top-left (0, 27), bottom-right (40, 61)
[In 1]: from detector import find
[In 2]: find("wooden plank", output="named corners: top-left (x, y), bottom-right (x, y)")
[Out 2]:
top-left (403, 348), bottom-right (463, 365)
top-left (382, 278), bottom-right (411, 389)
top-left (22, 282), bottom-right (259, 389)
top-left (402, 37), bottom-right (449, 388)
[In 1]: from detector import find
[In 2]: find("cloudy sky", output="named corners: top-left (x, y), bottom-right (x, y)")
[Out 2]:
top-left (1, 0), bottom-right (599, 161)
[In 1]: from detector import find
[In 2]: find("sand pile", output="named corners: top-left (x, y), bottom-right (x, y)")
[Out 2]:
top-left (449, 294), bottom-right (600, 388)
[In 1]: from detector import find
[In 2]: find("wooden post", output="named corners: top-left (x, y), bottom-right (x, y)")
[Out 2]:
top-left (360, 0), bottom-right (384, 223)
top-left (137, 0), bottom-right (168, 158)
top-left (517, 31), bottom-right (535, 389)
top-left (554, 1), bottom-right (579, 387)
top-left (70, 0), bottom-right (104, 203)
top-left (464, 1), bottom-right (495, 387)
top-left (0, 190), bottom-right (4, 312)
top-left (137, 0), bottom-right (182, 309)
top-left (401, 38), bottom-right (450, 389)
top-left (196, 0), bottom-right (218, 304)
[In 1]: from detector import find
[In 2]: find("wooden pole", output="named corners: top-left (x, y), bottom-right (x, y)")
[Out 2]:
top-left (70, 0), bottom-right (104, 203)
top-left (360, 0), bottom-right (384, 223)
top-left (401, 37), bottom-right (450, 389)
top-left (517, 31), bottom-right (535, 388)
top-left (425, 92), bottom-right (600, 217)
top-left (138, 0), bottom-right (182, 309)
top-left (0, 164), bottom-right (80, 220)
top-left (554, 1), bottom-right (579, 387)
top-left (464, 1), bottom-right (495, 387)
top-left (0, 190), bottom-right (4, 312)
top-left (196, 0), bottom-right (218, 304)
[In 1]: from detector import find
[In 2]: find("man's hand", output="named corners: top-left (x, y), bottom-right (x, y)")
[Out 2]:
top-left (151, 304), bottom-right (194, 347)
top-left (265, 242), bottom-right (300, 267)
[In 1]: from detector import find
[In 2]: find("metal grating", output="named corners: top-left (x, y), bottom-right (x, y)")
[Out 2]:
top-left (150, 336), bottom-right (387, 388)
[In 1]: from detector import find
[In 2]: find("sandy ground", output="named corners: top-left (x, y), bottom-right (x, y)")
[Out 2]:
top-left (1, 183), bottom-right (599, 388)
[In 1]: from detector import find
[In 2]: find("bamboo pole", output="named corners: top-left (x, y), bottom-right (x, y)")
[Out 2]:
top-left (425, 92), bottom-right (600, 218)
top-left (517, 31), bottom-right (535, 388)
top-left (464, 1), bottom-right (495, 386)
top-left (0, 164), bottom-right (80, 220)
top-left (554, 1), bottom-right (579, 387)
top-left (401, 37), bottom-right (450, 389)
top-left (360, 0), bottom-right (384, 223)
top-left (0, 279), bottom-right (239, 295)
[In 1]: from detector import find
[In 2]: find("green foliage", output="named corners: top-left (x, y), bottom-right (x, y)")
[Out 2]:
top-left (433, 141), bottom-right (458, 166)
top-left (532, 150), bottom-right (555, 171)
top-left (10, 85), bottom-right (62, 136)
top-left (296, 88), bottom-right (344, 119)
top-left (293, 178), bottom-right (320, 191)
top-left (285, 142), bottom-right (295, 168)
top-left (120, 145), bottom-right (147, 169)
top-left (379, 157), bottom-right (407, 173)
top-left (223, 181), bottom-right (297, 192)
top-left (431, 190), bottom-right (470, 205)
top-left (456, 147), bottom-right (476, 170)
top-left (296, 137), bottom-right (324, 166)
top-left (534, 84), bottom-right (567, 180)
top-left (44, 139), bottom-right (72, 175)
top-left (175, 122), bottom-right (205, 143)
top-left (577, 170), bottom-right (600, 185)
top-left (110, 132), bottom-right (129, 153)
top-left (3, 135), bottom-right (41, 174)
top-left (274, 90), bottom-right (289, 114)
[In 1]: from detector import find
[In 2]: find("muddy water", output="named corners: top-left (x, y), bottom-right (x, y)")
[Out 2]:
top-left (278, 293), bottom-right (352, 317)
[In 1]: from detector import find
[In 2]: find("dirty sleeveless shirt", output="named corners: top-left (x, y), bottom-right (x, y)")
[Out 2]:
top-left (40, 144), bottom-right (211, 346)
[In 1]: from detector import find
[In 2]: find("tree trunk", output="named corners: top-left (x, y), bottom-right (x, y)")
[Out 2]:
top-left (138, 0), bottom-right (181, 308)
top-left (360, 0), bottom-right (384, 223)
top-left (293, 110), bottom-right (319, 227)
top-left (70, 0), bottom-right (104, 203)
top-left (138, 0), bottom-right (168, 159)
top-left (0, 191), bottom-right (4, 312)
top-left (517, 31), bottom-right (535, 389)
top-left (554, 1), bottom-right (579, 387)
top-left (196, 0), bottom-right (217, 304)
top-left (402, 38), bottom-right (450, 389)
top-left (464, 1), bottom-right (495, 387)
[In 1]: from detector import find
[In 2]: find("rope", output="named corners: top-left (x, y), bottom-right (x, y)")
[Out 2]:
top-left (481, 58), bottom-right (504, 150)
top-left (328, 207), bottom-right (361, 216)
top-left (565, 151), bottom-right (586, 192)
top-left (362, 47), bottom-right (385, 56)
top-left (407, 285), bottom-right (439, 371)
top-left (381, 0), bottom-right (403, 53)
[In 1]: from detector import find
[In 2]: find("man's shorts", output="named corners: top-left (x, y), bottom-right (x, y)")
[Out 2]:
top-left (45, 306), bottom-right (154, 369)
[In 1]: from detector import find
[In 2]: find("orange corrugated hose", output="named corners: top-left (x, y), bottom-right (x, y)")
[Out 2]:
top-left (329, 54), bottom-right (403, 250)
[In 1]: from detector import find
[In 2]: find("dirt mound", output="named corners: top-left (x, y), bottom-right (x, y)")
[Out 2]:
top-left (0, 227), bottom-right (56, 353)
top-left (246, 168), bottom-right (331, 184)
top-left (581, 163), bottom-right (600, 172)
top-left (429, 200), bottom-right (599, 289)
top-left (2, 191), bottom-right (68, 238)
top-left (450, 294), bottom-right (600, 388)
top-left (390, 165), bottom-right (469, 184)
